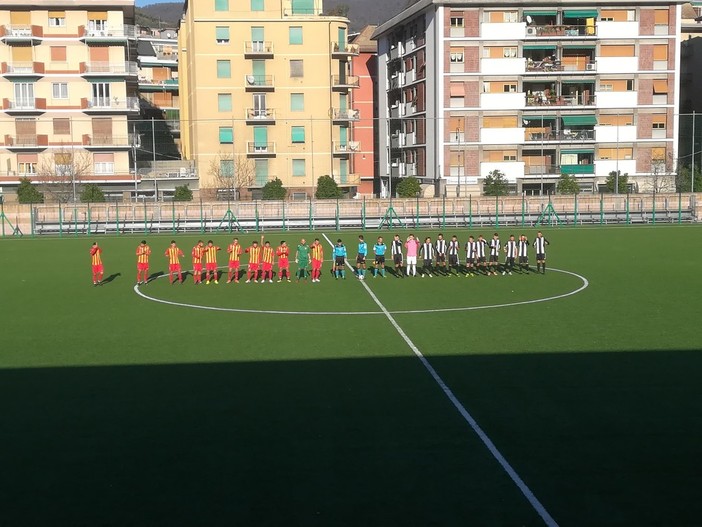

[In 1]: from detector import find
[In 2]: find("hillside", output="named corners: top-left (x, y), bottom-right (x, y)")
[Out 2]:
top-left (136, 0), bottom-right (420, 31)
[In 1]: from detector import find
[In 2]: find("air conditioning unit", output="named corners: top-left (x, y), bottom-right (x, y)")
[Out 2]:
top-left (586, 63), bottom-right (596, 71)
top-left (526, 26), bottom-right (538, 36)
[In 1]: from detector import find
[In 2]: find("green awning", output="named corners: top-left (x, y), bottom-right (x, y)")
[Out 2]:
top-left (562, 115), bottom-right (597, 126)
top-left (523, 45), bottom-right (557, 50)
top-left (562, 44), bottom-right (596, 49)
top-left (563, 10), bottom-right (598, 18)
top-left (560, 164), bottom-right (595, 174)
top-left (524, 10), bottom-right (557, 16)
top-left (561, 79), bottom-right (595, 84)
top-left (561, 149), bottom-right (595, 154)
top-left (523, 115), bottom-right (556, 121)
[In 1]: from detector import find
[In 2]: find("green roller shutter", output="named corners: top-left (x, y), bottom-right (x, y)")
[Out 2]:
top-left (561, 79), bottom-right (595, 84)
top-left (255, 159), bottom-right (268, 185)
top-left (560, 164), bottom-right (595, 174)
top-left (524, 10), bottom-right (557, 16)
top-left (292, 0), bottom-right (315, 14)
top-left (563, 10), bottom-right (598, 18)
top-left (219, 127), bottom-right (233, 144)
top-left (523, 115), bottom-right (556, 121)
top-left (339, 126), bottom-right (348, 146)
top-left (523, 45), bottom-right (557, 50)
top-left (562, 44), bottom-right (596, 49)
top-left (561, 149), bottom-right (595, 154)
top-left (254, 126), bottom-right (267, 147)
top-left (291, 126), bottom-right (305, 143)
top-left (561, 115), bottom-right (597, 126)
top-left (251, 27), bottom-right (264, 41)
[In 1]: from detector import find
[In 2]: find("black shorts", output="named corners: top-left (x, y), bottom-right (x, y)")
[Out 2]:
top-left (519, 256), bottom-right (528, 264)
top-left (356, 254), bottom-right (366, 264)
top-left (536, 253), bottom-right (545, 261)
top-left (375, 255), bottom-right (385, 265)
top-left (436, 254), bottom-right (446, 263)
top-left (448, 255), bottom-right (458, 266)
top-left (393, 254), bottom-right (403, 265)
top-left (490, 255), bottom-right (499, 263)
top-left (423, 259), bottom-right (433, 267)
top-left (335, 256), bottom-right (345, 266)
top-left (478, 256), bottom-right (486, 263)
top-left (467, 257), bottom-right (475, 265)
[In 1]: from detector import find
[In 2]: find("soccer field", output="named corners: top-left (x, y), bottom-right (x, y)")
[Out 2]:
top-left (1, 226), bottom-right (701, 526)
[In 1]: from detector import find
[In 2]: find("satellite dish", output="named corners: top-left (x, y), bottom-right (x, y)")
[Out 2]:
top-left (526, 15), bottom-right (533, 24)
top-left (246, 75), bottom-right (256, 85)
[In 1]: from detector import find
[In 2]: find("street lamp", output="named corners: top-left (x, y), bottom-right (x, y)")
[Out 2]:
top-left (132, 123), bottom-right (141, 201)
top-left (457, 127), bottom-right (462, 198)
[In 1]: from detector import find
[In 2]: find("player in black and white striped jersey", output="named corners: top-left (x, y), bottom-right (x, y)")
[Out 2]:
top-left (435, 233), bottom-right (447, 276)
top-left (447, 235), bottom-right (461, 276)
top-left (518, 234), bottom-right (530, 274)
top-left (533, 231), bottom-right (550, 274)
top-left (488, 233), bottom-right (501, 276)
top-left (465, 235), bottom-right (478, 277)
top-left (391, 234), bottom-right (404, 278)
top-left (503, 234), bottom-right (517, 275)
top-left (475, 235), bottom-right (488, 275)
top-left (420, 236), bottom-right (435, 277)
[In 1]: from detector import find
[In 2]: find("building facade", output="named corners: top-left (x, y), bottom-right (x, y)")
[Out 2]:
top-left (179, 0), bottom-right (360, 199)
top-left (373, 0), bottom-right (682, 196)
top-left (0, 0), bottom-right (139, 201)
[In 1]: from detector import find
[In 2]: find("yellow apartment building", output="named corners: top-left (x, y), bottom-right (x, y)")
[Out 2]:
top-left (0, 0), bottom-right (139, 202)
top-left (179, 0), bottom-right (359, 199)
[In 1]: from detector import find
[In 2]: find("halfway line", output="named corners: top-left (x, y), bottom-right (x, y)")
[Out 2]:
top-left (321, 233), bottom-right (559, 527)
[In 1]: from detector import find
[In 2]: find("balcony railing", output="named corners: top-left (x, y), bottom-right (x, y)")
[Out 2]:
top-left (524, 165), bottom-right (561, 175)
top-left (526, 94), bottom-right (596, 106)
top-left (2, 62), bottom-right (44, 75)
top-left (82, 61), bottom-right (138, 75)
top-left (82, 135), bottom-right (132, 147)
top-left (525, 130), bottom-right (595, 142)
top-left (244, 41), bottom-right (274, 55)
top-left (331, 42), bottom-right (360, 57)
top-left (526, 24), bottom-right (597, 37)
top-left (4, 98), bottom-right (47, 111)
top-left (81, 25), bottom-right (136, 39)
top-left (85, 97), bottom-right (140, 111)
top-left (333, 141), bottom-right (360, 154)
top-left (244, 75), bottom-right (274, 89)
top-left (0, 25), bottom-right (43, 41)
top-left (283, 7), bottom-right (323, 16)
top-left (332, 75), bottom-right (360, 88)
top-left (245, 108), bottom-right (276, 121)
top-left (332, 108), bottom-right (360, 121)
top-left (4, 134), bottom-right (49, 148)
top-left (338, 173), bottom-right (361, 186)
top-left (246, 142), bottom-right (276, 155)
top-left (137, 78), bottom-right (179, 89)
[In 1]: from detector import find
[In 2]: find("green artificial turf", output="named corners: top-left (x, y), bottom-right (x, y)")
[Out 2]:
top-left (0, 226), bottom-right (701, 526)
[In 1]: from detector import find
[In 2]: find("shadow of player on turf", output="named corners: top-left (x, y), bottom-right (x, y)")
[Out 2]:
top-left (145, 271), bottom-right (164, 284)
top-left (102, 273), bottom-right (121, 284)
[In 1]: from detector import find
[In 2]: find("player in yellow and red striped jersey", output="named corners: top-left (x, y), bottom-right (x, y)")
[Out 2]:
top-left (226, 237), bottom-right (242, 284)
top-left (164, 240), bottom-right (184, 284)
top-left (261, 240), bottom-right (275, 283)
top-left (276, 240), bottom-right (291, 282)
top-left (136, 240), bottom-right (151, 285)
top-left (204, 240), bottom-right (221, 284)
top-left (310, 238), bottom-right (324, 283)
top-left (90, 242), bottom-right (104, 286)
top-left (191, 240), bottom-right (205, 284)
top-left (245, 239), bottom-right (262, 283)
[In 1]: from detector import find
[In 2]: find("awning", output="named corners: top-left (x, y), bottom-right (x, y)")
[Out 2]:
top-left (561, 79), bottom-right (595, 84)
top-left (561, 164), bottom-right (595, 174)
top-left (653, 80), bottom-right (668, 93)
top-left (562, 115), bottom-right (597, 126)
top-left (562, 44), bottom-right (596, 49)
top-left (563, 10), bottom-right (598, 18)
top-left (561, 149), bottom-right (594, 154)
top-left (524, 10), bottom-right (557, 16)
top-left (523, 115), bottom-right (556, 121)
top-left (523, 45), bottom-right (557, 50)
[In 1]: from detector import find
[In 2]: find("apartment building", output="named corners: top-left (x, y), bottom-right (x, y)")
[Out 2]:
top-left (179, 0), bottom-right (359, 199)
top-left (0, 0), bottom-right (139, 201)
top-left (373, 1), bottom-right (681, 196)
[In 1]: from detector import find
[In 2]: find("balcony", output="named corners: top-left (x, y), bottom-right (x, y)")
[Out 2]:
top-left (3, 134), bottom-right (48, 150)
top-left (81, 61), bottom-right (138, 76)
top-left (138, 78), bottom-right (179, 91)
top-left (1, 62), bottom-right (44, 78)
top-left (138, 53), bottom-right (178, 67)
top-left (526, 93), bottom-right (595, 107)
top-left (560, 163), bottom-right (595, 174)
top-left (244, 41), bottom-right (273, 58)
top-left (244, 75), bottom-right (274, 91)
top-left (245, 108), bottom-right (276, 123)
top-left (246, 142), bottom-right (276, 156)
top-left (332, 75), bottom-right (360, 90)
top-left (283, 7), bottom-right (323, 15)
top-left (3, 98), bottom-right (46, 114)
top-left (333, 141), bottom-right (360, 155)
top-left (338, 173), bottom-right (360, 186)
top-left (331, 42), bottom-right (360, 58)
top-left (524, 129), bottom-right (595, 142)
top-left (82, 134), bottom-right (133, 149)
top-left (82, 97), bottom-right (140, 113)
top-left (523, 164), bottom-right (561, 176)
top-left (80, 24), bottom-right (136, 43)
top-left (525, 24), bottom-right (597, 38)
top-left (0, 25), bottom-right (43, 44)
top-left (332, 108), bottom-right (360, 122)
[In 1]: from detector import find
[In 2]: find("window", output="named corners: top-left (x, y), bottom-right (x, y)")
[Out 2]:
top-left (218, 94), bottom-right (232, 112)
top-left (291, 126), bottom-right (305, 143)
top-left (50, 46), bottom-right (67, 62)
top-left (217, 60), bottom-right (231, 78)
top-left (504, 153), bottom-right (517, 161)
top-left (216, 26), bottom-right (230, 44)
top-left (251, 27), bottom-right (264, 50)
top-left (53, 118), bottom-right (70, 135)
top-left (290, 60), bottom-right (303, 77)
top-left (55, 153), bottom-right (72, 177)
top-left (652, 115), bottom-right (666, 129)
top-left (502, 47), bottom-right (517, 58)
top-left (503, 84), bottom-right (517, 92)
top-left (94, 154), bottom-right (115, 175)
top-left (14, 83), bottom-right (34, 107)
top-left (251, 0), bottom-right (264, 11)
top-left (215, 0), bottom-right (229, 11)
top-left (52, 82), bottom-right (68, 99)
top-left (450, 47), bottom-right (464, 63)
top-left (220, 159), bottom-right (234, 177)
top-left (292, 159), bottom-right (306, 177)
top-left (290, 93), bottom-right (304, 111)
top-left (255, 159), bottom-right (268, 186)
top-left (91, 82), bottom-right (110, 106)
top-left (18, 162), bottom-right (37, 175)
top-left (289, 26), bottom-right (303, 45)
top-left (219, 127), bottom-right (233, 144)
top-left (600, 83), bottom-right (613, 92)
top-left (48, 11), bottom-right (66, 27)
top-left (450, 16), bottom-right (464, 27)
top-left (627, 80), bottom-right (634, 91)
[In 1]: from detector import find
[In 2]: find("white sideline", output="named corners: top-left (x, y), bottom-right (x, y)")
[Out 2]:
top-left (322, 233), bottom-right (559, 527)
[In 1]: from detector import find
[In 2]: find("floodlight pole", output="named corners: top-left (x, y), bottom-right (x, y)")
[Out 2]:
top-left (692, 111), bottom-right (696, 194)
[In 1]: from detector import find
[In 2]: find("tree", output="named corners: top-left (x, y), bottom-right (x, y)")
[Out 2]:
top-left (647, 152), bottom-right (676, 193)
top-left (17, 178), bottom-right (44, 204)
top-left (482, 169), bottom-right (509, 196)
top-left (315, 175), bottom-right (342, 199)
top-left (262, 178), bottom-right (287, 200)
top-left (396, 176), bottom-right (421, 198)
top-left (36, 146), bottom-right (92, 202)
top-left (675, 165), bottom-right (702, 192)
top-left (325, 4), bottom-right (350, 17)
top-left (206, 152), bottom-right (256, 201)
top-left (80, 184), bottom-right (105, 203)
top-left (174, 184), bottom-right (193, 202)
top-left (556, 174), bottom-right (580, 195)
top-left (605, 171), bottom-right (629, 193)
